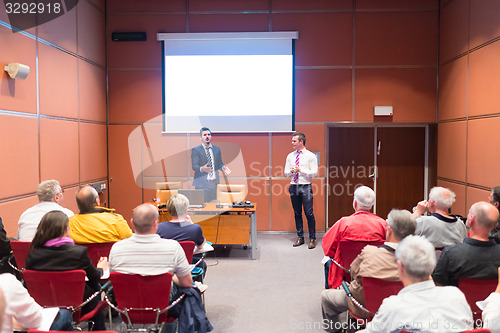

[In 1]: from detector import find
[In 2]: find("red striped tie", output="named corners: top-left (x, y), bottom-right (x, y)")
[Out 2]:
top-left (293, 151), bottom-right (301, 183)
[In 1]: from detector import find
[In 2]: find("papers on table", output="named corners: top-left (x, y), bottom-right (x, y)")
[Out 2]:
top-left (13, 307), bottom-right (60, 331)
top-left (194, 242), bottom-right (214, 255)
top-left (38, 307), bottom-right (60, 331)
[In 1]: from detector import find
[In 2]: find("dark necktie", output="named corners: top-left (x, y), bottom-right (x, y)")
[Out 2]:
top-left (206, 147), bottom-right (214, 178)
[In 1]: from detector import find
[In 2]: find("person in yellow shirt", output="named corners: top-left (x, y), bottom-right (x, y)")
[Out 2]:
top-left (69, 185), bottom-right (132, 243)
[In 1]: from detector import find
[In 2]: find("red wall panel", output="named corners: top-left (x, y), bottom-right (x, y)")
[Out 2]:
top-left (355, 68), bottom-right (437, 122)
top-left (438, 57), bottom-right (468, 120)
top-left (356, 12), bottom-right (437, 66)
top-left (273, 13), bottom-right (353, 67)
top-left (0, 115), bottom-right (39, 198)
top-left (469, 42), bottom-right (500, 117)
top-left (38, 43), bottom-right (78, 119)
top-left (437, 122), bottom-right (467, 183)
top-left (439, 0), bottom-right (469, 63)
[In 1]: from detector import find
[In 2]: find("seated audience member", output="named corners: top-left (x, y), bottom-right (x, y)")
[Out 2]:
top-left (322, 186), bottom-right (386, 289)
top-left (26, 211), bottom-right (108, 331)
top-left (157, 194), bottom-right (207, 279)
top-left (488, 186), bottom-right (500, 244)
top-left (110, 203), bottom-right (192, 286)
top-left (361, 235), bottom-right (473, 333)
top-left (0, 288), bottom-right (4, 331)
top-left (69, 185), bottom-right (132, 243)
top-left (321, 209), bottom-right (416, 332)
top-left (0, 218), bottom-right (11, 273)
top-left (158, 194), bottom-right (206, 249)
top-left (482, 267), bottom-right (500, 333)
top-left (0, 273), bottom-right (73, 333)
top-left (412, 186), bottom-right (466, 248)
top-left (109, 203), bottom-right (212, 332)
top-left (17, 180), bottom-right (74, 241)
top-left (433, 201), bottom-right (500, 286)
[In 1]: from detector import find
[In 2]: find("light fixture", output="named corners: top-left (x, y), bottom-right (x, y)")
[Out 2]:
top-left (4, 63), bottom-right (30, 80)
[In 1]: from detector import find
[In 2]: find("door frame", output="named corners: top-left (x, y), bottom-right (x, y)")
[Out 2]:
top-left (325, 124), bottom-right (431, 230)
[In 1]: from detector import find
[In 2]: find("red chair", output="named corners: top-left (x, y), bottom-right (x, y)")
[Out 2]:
top-left (77, 242), bottom-right (115, 267)
top-left (179, 241), bottom-right (205, 282)
top-left (8, 240), bottom-right (31, 272)
top-left (179, 241), bottom-right (195, 263)
top-left (28, 328), bottom-right (118, 333)
top-left (23, 269), bottom-right (107, 326)
top-left (458, 278), bottom-right (498, 324)
top-left (346, 277), bottom-right (404, 332)
top-left (361, 277), bottom-right (404, 319)
top-left (107, 272), bottom-right (184, 330)
top-left (401, 330), bottom-right (491, 333)
top-left (331, 240), bottom-right (384, 282)
top-left (347, 277), bottom-right (403, 321)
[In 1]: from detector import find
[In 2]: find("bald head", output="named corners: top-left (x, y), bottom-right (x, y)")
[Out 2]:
top-left (76, 185), bottom-right (99, 213)
top-left (468, 201), bottom-right (499, 232)
top-left (132, 203), bottom-right (159, 234)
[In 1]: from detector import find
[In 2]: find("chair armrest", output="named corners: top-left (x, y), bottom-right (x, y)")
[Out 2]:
top-left (331, 259), bottom-right (350, 274)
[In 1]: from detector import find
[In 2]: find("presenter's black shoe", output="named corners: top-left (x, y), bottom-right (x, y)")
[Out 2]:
top-left (308, 239), bottom-right (316, 249)
top-left (293, 238), bottom-right (304, 247)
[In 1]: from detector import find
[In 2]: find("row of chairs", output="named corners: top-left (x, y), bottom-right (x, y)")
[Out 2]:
top-left (330, 239), bottom-right (497, 329)
top-left (8, 241), bottom-right (115, 273)
top-left (23, 269), bottom-right (182, 332)
top-left (9, 240), bottom-right (204, 280)
top-left (8, 239), bottom-right (205, 331)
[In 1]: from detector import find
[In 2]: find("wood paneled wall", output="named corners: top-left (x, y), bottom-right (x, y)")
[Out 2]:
top-left (0, 0), bottom-right (107, 236)
top-left (437, 0), bottom-right (500, 216)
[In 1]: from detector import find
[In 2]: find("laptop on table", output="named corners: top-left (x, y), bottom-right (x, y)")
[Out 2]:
top-left (178, 189), bottom-right (206, 208)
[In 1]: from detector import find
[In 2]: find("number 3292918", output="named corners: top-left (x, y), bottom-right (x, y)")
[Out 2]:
top-left (5, 2), bottom-right (62, 14)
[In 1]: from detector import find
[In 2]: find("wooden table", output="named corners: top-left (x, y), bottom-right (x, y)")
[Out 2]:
top-left (158, 203), bottom-right (257, 259)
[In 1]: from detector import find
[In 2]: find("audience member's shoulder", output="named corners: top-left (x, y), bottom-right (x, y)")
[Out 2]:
top-left (439, 285), bottom-right (468, 299)
top-left (361, 244), bottom-right (385, 255)
top-left (0, 272), bottom-right (17, 283)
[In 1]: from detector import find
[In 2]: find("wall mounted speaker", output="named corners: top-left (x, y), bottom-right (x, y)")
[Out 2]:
top-left (112, 32), bottom-right (147, 42)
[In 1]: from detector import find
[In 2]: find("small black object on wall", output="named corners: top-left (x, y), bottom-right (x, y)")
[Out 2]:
top-left (111, 32), bottom-right (147, 42)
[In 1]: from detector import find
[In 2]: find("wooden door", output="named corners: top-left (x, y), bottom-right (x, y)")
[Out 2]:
top-left (375, 127), bottom-right (425, 219)
top-left (327, 126), bottom-right (427, 228)
top-left (328, 127), bottom-right (375, 227)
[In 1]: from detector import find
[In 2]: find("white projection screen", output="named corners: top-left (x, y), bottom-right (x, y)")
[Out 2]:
top-left (157, 32), bottom-right (298, 133)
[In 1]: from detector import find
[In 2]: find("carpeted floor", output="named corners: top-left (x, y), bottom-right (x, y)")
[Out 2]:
top-left (203, 233), bottom-right (326, 332)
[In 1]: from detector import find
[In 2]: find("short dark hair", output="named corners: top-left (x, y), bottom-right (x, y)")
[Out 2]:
top-left (31, 211), bottom-right (69, 248)
top-left (293, 132), bottom-right (306, 145)
top-left (492, 186), bottom-right (500, 205)
top-left (200, 127), bottom-right (211, 136)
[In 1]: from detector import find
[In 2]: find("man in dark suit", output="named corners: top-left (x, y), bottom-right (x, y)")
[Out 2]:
top-left (191, 127), bottom-right (231, 202)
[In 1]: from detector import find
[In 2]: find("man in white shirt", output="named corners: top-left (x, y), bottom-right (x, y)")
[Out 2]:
top-left (361, 235), bottom-right (473, 333)
top-left (285, 132), bottom-right (318, 249)
top-left (109, 203), bottom-right (192, 288)
top-left (17, 180), bottom-right (74, 241)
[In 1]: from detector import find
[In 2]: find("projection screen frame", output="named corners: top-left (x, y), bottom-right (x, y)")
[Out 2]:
top-left (158, 31), bottom-right (299, 134)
